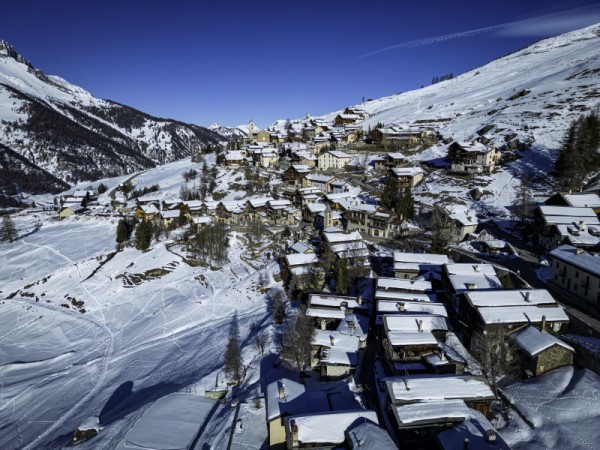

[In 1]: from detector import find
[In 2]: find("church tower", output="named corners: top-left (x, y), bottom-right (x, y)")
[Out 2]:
top-left (248, 119), bottom-right (255, 140)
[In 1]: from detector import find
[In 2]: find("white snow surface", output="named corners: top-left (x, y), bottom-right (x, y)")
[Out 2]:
top-left (0, 160), bottom-right (276, 450)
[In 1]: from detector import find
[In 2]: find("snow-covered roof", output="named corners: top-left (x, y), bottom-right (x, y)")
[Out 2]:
top-left (561, 193), bottom-right (600, 208)
top-left (266, 379), bottom-right (329, 421)
top-left (160, 210), bottom-right (180, 219)
top-left (437, 409), bottom-right (511, 450)
top-left (345, 421), bottom-right (396, 450)
top-left (290, 164), bottom-right (312, 173)
top-left (337, 313), bottom-right (369, 341)
top-left (305, 173), bottom-right (335, 183)
top-left (247, 196), bottom-right (274, 208)
top-left (445, 204), bottom-right (478, 227)
top-left (319, 150), bottom-right (352, 159)
top-left (391, 167), bottom-right (424, 177)
top-left (309, 294), bottom-right (363, 309)
top-left (386, 152), bottom-right (405, 160)
top-left (511, 325), bottom-right (574, 357)
top-left (391, 400), bottom-right (472, 428)
top-left (477, 304), bottom-right (569, 325)
top-left (312, 329), bottom-right (360, 351)
top-left (377, 277), bottom-right (432, 292)
top-left (324, 230), bottom-right (363, 243)
top-left (377, 300), bottom-right (448, 317)
top-left (225, 150), bottom-right (245, 161)
top-left (268, 199), bottom-right (292, 209)
top-left (550, 245), bottom-right (600, 277)
top-left (387, 330), bottom-right (439, 346)
top-left (386, 376), bottom-right (494, 404)
top-left (445, 263), bottom-right (497, 276)
top-left (375, 290), bottom-right (438, 303)
top-left (347, 203), bottom-right (378, 214)
top-left (289, 241), bottom-right (313, 254)
top-left (116, 393), bottom-right (215, 450)
top-left (330, 241), bottom-right (369, 258)
top-left (538, 205), bottom-right (598, 218)
top-left (72, 189), bottom-right (94, 198)
top-left (394, 252), bottom-right (448, 265)
top-left (192, 216), bottom-right (212, 225)
top-left (464, 289), bottom-right (557, 307)
top-left (306, 202), bottom-right (326, 214)
top-left (284, 252), bottom-right (319, 267)
top-left (383, 314), bottom-right (448, 332)
top-left (448, 274), bottom-right (503, 292)
top-left (306, 307), bottom-right (346, 320)
top-left (287, 410), bottom-right (378, 445)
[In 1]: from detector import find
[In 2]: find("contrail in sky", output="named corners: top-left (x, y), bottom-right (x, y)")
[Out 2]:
top-left (358, 4), bottom-right (600, 58)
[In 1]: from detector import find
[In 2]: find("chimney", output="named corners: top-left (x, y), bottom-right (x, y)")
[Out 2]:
top-left (541, 315), bottom-right (547, 333)
top-left (440, 350), bottom-right (446, 361)
top-left (576, 247), bottom-right (585, 255)
top-left (279, 382), bottom-right (286, 399)
top-left (321, 319), bottom-right (326, 330)
top-left (473, 264), bottom-right (479, 272)
top-left (485, 430), bottom-right (497, 444)
top-left (463, 438), bottom-right (470, 450)
top-left (357, 296), bottom-right (363, 305)
top-left (291, 420), bottom-right (299, 447)
top-left (578, 220), bottom-right (585, 231)
top-left (397, 302), bottom-right (406, 312)
top-left (403, 379), bottom-right (410, 391)
top-left (330, 335), bottom-right (335, 346)
top-left (524, 291), bottom-right (530, 302)
top-left (418, 320), bottom-right (423, 333)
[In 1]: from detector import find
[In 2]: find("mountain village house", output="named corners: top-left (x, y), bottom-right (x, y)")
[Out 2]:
top-left (317, 150), bottom-right (353, 170)
top-left (447, 141), bottom-right (501, 174)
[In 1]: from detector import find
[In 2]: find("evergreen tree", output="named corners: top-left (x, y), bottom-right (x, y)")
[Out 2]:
top-left (97, 183), bottom-right (108, 194)
top-left (335, 258), bottom-right (349, 295)
top-left (1, 215), bottom-right (18, 243)
top-left (429, 205), bottom-right (454, 253)
top-left (135, 220), bottom-right (154, 251)
top-left (224, 314), bottom-right (243, 383)
top-left (513, 174), bottom-right (533, 222)
top-left (269, 288), bottom-right (286, 325)
top-left (178, 209), bottom-right (187, 227)
top-left (116, 219), bottom-right (132, 245)
top-left (380, 175), bottom-right (400, 212)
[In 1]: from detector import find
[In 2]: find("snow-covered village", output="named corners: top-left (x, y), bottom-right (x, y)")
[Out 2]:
top-left (2, 3), bottom-right (600, 450)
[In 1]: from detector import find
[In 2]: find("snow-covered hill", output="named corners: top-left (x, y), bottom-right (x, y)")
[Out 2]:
top-left (0, 40), bottom-right (225, 194)
top-left (208, 122), bottom-right (255, 140)
top-left (307, 24), bottom-right (600, 152)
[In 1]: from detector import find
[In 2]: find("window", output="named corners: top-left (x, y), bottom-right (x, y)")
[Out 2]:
top-left (575, 271), bottom-right (579, 278)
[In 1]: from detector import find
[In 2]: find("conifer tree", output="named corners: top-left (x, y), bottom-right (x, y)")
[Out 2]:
top-left (224, 314), bottom-right (243, 383)
top-left (135, 220), bottom-right (154, 251)
top-left (335, 258), bottom-right (349, 295)
top-left (1, 215), bottom-right (18, 243)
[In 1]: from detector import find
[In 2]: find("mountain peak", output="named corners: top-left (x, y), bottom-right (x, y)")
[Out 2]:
top-left (0, 40), bottom-right (34, 68)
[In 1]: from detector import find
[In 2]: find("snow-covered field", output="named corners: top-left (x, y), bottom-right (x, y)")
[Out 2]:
top-left (0, 160), bottom-right (278, 450)
top-left (501, 367), bottom-right (600, 450)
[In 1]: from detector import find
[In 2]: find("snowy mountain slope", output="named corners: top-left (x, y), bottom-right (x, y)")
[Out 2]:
top-left (208, 122), bottom-right (255, 140)
top-left (0, 40), bottom-right (224, 194)
top-left (0, 156), bottom-right (285, 449)
top-left (316, 24), bottom-right (600, 152)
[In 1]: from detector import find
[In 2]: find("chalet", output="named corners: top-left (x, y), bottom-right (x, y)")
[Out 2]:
top-left (443, 264), bottom-right (501, 313)
top-left (302, 173), bottom-right (336, 193)
top-left (376, 300), bottom-right (448, 318)
top-left (291, 150), bottom-right (317, 168)
top-left (135, 203), bottom-right (160, 221)
top-left (313, 133), bottom-right (334, 151)
top-left (191, 216), bottom-right (212, 230)
top-left (266, 379), bottom-right (329, 449)
top-left (308, 293), bottom-right (366, 317)
top-left (288, 241), bottom-right (314, 255)
top-left (258, 149), bottom-right (279, 168)
top-left (159, 209), bottom-right (181, 228)
top-left (545, 192), bottom-right (600, 216)
top-left (224, 150), bottom-right (246, 166)
top-left (58, 204), bottom-right (85, 219)
top-left (447, 141), bottom-right (501, 174)
top-left (374, 152), bottom-right (405, 170)
top-left (381, 314), bottom-right (448, 374)
top-left (345, 204), bottom-right (377, 234)
top-left (284, 410), bottom-right (378, 450)
top-left (371, 127), bottom-right (429, 147)
top-left (315, 206), bottom-right (343, 230)
top-left (385, 375), bottom-right (495, 419)
top-left (321, 230), bottom-right (369, 260)
top-left (390, 166), bottom-right (425, 189)
top-left (334, 113), bottom-right (361, 126)
top-left (533, 206), bottom-right (600, 252)
top-left (303, 202), bottom-right (326, 225)
top-left (444, 204), bottom-right (479, 241)
top-left (549, 245), bottom-right (600, 319)
top-left (310, 329), bottom-right (360, 379)
top-left (246, 197), bottom-right (274, 221)
top-left (317, 150), bottom-right (353, 171)
top-left (393, 252), bottom-right (449, 279)
top-left (281, 252), bottom-right (319, 287)
top-left (509, 325), bottom-right (574, 377)
top-left (283, 165), bottom-right (312, 187)
top-left (367, 210), bottom-right (396, 238)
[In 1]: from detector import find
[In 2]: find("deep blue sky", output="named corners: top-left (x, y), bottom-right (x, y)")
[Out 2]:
top-left (2, 1), bottom-right (600, 128)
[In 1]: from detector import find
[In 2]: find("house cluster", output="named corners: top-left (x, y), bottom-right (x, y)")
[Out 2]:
top-left (273, 209), bottom-right (579, 449)
top-left (446, 141), bottom-right (502, 175)
top-left (134, 195), bottom-right (302, 229)
top-left (57, 189), bottom-right (97, 219)
top-left (529, 190), bottom-right (600, 320)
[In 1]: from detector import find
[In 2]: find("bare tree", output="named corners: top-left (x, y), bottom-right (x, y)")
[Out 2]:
top-left (278, 308), bottom-right (314, 371)
top-left (471, 330), bottom-right (521, 397)
top-left (252, 330), bottom-right (270, 355)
